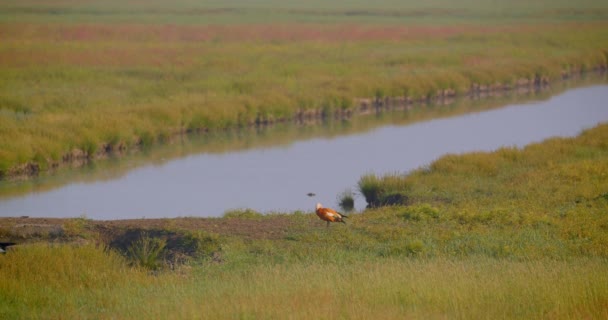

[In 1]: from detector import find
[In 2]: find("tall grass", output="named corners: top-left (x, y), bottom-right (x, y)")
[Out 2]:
top-left (1, 244), bottom-right (607, 319)
top-left (192, 258), bottom-right (608, 319)
top-left (0, 244), bottom-right (156, 319)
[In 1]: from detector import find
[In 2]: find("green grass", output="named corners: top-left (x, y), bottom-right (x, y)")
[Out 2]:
top-left (1, 245), bottom-right (607, 319)
top-left (1, 0), bottom-right (608, 176)
top-left (357, 123), bottom-right (608, 258)
top-left (1, 123), bottom-right (608, 318)
top-left (359, 172), bottom-right (412, 207)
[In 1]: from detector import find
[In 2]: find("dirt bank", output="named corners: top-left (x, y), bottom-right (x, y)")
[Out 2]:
top-left (0, 216), bottom-right (303, 243)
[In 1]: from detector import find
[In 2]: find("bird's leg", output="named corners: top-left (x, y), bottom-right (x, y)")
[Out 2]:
top-left (326, 221), bottom-right (330, 228)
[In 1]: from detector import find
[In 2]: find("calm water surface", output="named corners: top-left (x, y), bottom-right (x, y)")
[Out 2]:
top-left (1, 85), bottom-right (607, 219)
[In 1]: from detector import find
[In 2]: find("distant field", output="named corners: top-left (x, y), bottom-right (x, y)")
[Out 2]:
top-left (1, 0), bottom-right (608, 176)
top-left (2, 0), bottom-right (608, 24)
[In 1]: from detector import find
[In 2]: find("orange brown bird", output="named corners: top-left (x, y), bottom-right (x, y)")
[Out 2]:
top-left (315, 203), bottom-right (347, 227)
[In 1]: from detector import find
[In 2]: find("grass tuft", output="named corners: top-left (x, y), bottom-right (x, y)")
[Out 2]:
top-left (337, 188), bottom-right (355, 212)
top-left (126, 232), bottom-right (166, 270)
top-left (358, 173), bottom-right (411, 207)
top-left (223, 208), bottom-right (264, 219)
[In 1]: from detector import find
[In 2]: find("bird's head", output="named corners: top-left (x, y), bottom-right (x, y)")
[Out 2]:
top-left (315, 203), bottom-right (323, 210)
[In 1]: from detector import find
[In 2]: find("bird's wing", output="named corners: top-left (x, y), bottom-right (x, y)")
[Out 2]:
top-left (322, 208), bottom-right (343, 218)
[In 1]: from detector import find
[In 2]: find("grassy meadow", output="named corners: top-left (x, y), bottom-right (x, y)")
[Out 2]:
top-left (2, 2), bottom-right (608, 316)
top-left (1, 0), bottom-right (608, 176)
top-left (1, 123), bottom-right (608, 318)
top-left (2, 246), bottom-right (607, 319)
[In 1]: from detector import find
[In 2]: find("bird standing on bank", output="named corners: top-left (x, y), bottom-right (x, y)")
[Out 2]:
top-left (315, 203), bottom-right (347, 227)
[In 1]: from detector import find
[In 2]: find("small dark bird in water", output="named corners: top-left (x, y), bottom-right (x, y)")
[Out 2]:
top-left (307, 192), bottom-right (316, 197)
top-left (315, 203), bottom-right (348, 227)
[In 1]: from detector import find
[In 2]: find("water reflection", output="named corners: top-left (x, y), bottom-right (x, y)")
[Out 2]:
top-left (0, 76), bottom-right (607, 219)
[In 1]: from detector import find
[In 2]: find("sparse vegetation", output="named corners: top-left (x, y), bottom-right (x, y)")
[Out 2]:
top-left (61, 214), bottom-right (91, 238)
top-left (223, 208), bottom-right (264, 219)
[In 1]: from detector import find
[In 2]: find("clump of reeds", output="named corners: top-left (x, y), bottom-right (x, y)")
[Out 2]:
top-left (337, 188), bottom-right (355, 212)
top-left (358, 173), bottom-right (411, 207)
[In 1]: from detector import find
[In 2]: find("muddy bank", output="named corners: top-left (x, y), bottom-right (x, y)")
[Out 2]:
top-left (0, 216), bottom-right (301, 242)
top-left (0, 216), bottom-right (306, 264)
top-left (3, 66), bottom-right (606, 180)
